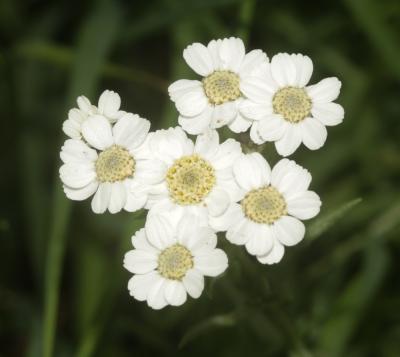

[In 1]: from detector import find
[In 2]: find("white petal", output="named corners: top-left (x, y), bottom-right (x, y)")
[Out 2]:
top-left (168, 79), bottom-right (203, 102)
top-left (149, 127), bottom-right (194, 164)
top-left (210, 138), bottom-right (242, 170)
top-left (97, 90), bottom-right (121, 118)
top-left (226, 218), bottom-right (256, 245)
top-left (286, 190), bottom-right (321, 220)
top-left (219, 37), bottom-right (245, 72)
top-left (124, 180), bottom-right (148, 212)
top-left (131, 228), bottom-right (159, 254)
top-left (63, 181), bottom-right (98, 201)
top-left (228, 113), bottom-right (252, 133)
top-left (275, 124), bottom-right (302, 157)
top-left (182, 269), bottom-right (204, 299)
top-left (194, 129), bottom-right (219, 159)
top-left (300, 117), bottom-right (327, 150)
top-left (240, 76), bottom-right (275, 103)
top-left (240, 100), bottom-right (273, 121)
top-left (91, 182), bottom-right (112, 214)
top-left (176, 214), bottom-right (214, 250)
top-left (207, 39), bottom-right (223, 69)
top-left (63, 120), bottom-right (81, 139)
top-left (272, 159), bottom-right (311, 196)
top-left (271, 159), bottom-right (294, 186)
top-left (209, 203), bottom-right (244, 232)
top-left (204, 188), bottom-right (230, 217)
top-left (191, 233), bottom-right (217, 255)
top-left (194, 249), bottom-right (228, 277)
top-left (239, 49), bottom-right (268, 77)
top-left (233, 153), bottom-right (271, 191)
top-left (210, 102), bottom-right (237, 128)
top-left (127, 271), bottom-right (159, 301)
top-left (124, 249), bottom-right (158, 274)
top-left (63, 114), bottom-right (83, 138)
top-left (164, 280), bottom-right (187, 306)
top-left (178, 106), bottom-right (213, 135)
top-left (134, 159), bottom-right (167, 184)
top-left (81, 115), bottom-right (114, 150)
top-left (145, 214), bottom-right (175, 250)
top-left (147, 275), bottom-right (168, 309)
top-left (59, 163), bottom-right (96, 189)
top-left (245, 224), bottom-right (274, 256)
top-left (68, 108), bottom-right (86, 124)
top-left (270, 53), bottom-right (297, 87)
top-left (249, 122), bottom-right (264, 145)
top-left (307, 77), bottom-right (342, 103)
top-left (113, 113), bottom-right (150, 150)
top-left (258, 114), bottom-right (288, 141)
top-left (183, 43), bottom-right (214, 76)
top-left (108, 182), bottom-right (127, 214)
top-left (175, 88), bottom-right (208, 118)
top-left (177, 213), bottom-right (200, 243)
top-left (77, 95), bottom-right (92, 113)
top-left (60, 139), bottom-right (97, 164)
top-left (274, 216), bottom-right (305, 246)
top-left (257, 239), bottom-right (285, 265)
top-left (291, 54), bottom-right (313, 87)
top-left (311, 102), bottom-right (344, 126)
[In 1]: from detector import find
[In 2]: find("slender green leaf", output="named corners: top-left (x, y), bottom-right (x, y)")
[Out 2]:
top-left (307, 198), bottom-right (362, 241)
top-left (179, 312), bottom-right (236, 349)
top-left (42, 2), bottom-right (122, 357)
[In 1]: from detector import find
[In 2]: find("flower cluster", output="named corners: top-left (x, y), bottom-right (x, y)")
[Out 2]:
top-left (59, 37), bottom-right (343, 309)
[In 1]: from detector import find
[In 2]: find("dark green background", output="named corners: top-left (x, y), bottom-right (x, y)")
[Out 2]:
top-left (1, 0), bottom-right (400, 356)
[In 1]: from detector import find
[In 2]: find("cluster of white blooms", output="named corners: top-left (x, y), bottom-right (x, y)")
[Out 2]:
top-left (59, 37), bottom-right (343, 309)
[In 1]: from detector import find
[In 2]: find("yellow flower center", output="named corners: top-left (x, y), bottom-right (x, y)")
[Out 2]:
top-left (203, 70), bottom-right (241, 105)
top-left (272, 86), bottom-right (312, 123)
top-left (241, 186), bottom-right (287, 224)
top-left (166, 154), bottom-right (216, 205)
top-left (95, 145), bottom-right (135, 183)
top-left (158, 244), bottom-right (193, 280)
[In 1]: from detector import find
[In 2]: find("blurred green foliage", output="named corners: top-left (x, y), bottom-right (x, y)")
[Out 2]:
top-left (1, 0), bottom-right (400, 356)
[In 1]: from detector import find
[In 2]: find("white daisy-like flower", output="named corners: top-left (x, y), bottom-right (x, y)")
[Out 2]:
top-left (146, 127), bottom-right (242, 228)
top-left (62, 90), bottom-right (125, 139)
top-left (168, 37), bottom-right (268, 135)
top-left (241, 53), bottom-right (344, 156)
top-left (210, 153), bottom-right (321, 264)
top-left (59, 113), bottom-right (165, 214)
top-left (124, 213), bottom-right (228, 309)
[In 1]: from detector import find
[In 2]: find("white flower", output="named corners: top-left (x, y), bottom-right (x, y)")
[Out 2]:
top-left (59, 113), bottom-right (165, 214)
top-left (211, 153), bottom-right (321, 264)
top-left (124, 213), bottom-right (228, 309)
top-left (168, 37), bottom-right (268, 135)
top-left (241, 53), bottom-right (344, 156)
top-left (145, 127), bottom-right (242, 228)
top-left (62, 90), bottom-right (125, 139)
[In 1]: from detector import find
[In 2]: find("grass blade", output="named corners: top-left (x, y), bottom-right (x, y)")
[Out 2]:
top-left (307, 198), bottom-right (362, 241)
top-left (42, 2), bottom-right (121, 356)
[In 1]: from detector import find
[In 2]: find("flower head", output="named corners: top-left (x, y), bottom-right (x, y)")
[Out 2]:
top-left (124, 213), bottom-right (228, 309)
top-left (241, 53), bottom-right (344, 156)
top-left (146, 127), bottom-right (242, 227)
top-left (168, 37), bottom-right (268, 135)
top-left (60, 113), bottom-right (164, 214)
top-left (62, 90), bottom-right (125, 139)
top-left (210, 153), bottom-right (321, 264)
